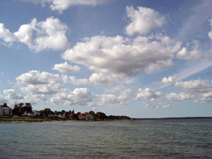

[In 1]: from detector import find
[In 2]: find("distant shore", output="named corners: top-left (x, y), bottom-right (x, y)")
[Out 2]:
top-left (1, 116), bottom-right (212, 123)
top-left (132, 117), bottom-right (212, 120)
top-left (0, 117), bottom-right (132, 123)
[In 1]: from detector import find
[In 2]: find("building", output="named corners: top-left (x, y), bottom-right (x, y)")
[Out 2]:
top-left (78, 112), bottom-right (94, 120)
top-left (30, 110), bottom-right (40, 117)
top-left (0, 105), bottom-right (13, 116)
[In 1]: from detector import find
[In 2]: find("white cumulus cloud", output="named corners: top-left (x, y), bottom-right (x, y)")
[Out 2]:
top-left (125, 6), bottom-right (166, 36)
top-left (162, 76), bottom-right (176, 84)
top-left (50, 88), bottom-right (93, 106)
top-left (20, 82), bottom-right (63, 95)
top-left (68, 73), bottom-right (116, 86)
top-left (52, 62), bottom-right (80, 73)
top-left (16, 70), bottom-right (60, 85)
top-left (99, 89), bottom-right (132, 106)
top-left (62, 35), bottom-right (181, 77)
top-left (21, 0), bottom-right (108, 13)
top-left (175, 78), bottom-right (212, 104)
top-left (0, 17), bottom-right (70, 52)
top-left (166, 92), bottom-right (191, 101)
top-left (89, 73), bottom-right (115, 86)
top-left (134, 88), bottom-right (162, 100)
top-left (176, 41), bottom-right (203, 60)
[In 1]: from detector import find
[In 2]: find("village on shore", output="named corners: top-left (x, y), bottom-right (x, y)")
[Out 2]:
top-left (0, 103), bottom-right (131, 122)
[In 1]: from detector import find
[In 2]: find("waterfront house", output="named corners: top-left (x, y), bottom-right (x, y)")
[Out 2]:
top-left (69, 114), bottom-right (74, 119)
top-left (0, 105), bottom-right (12, 116)
top-left (78, 113), bottom-right (85, 120)
top-left (31, 110), bottom-right (40, 117)
top-left (78, 112), bottom-right (94, 120)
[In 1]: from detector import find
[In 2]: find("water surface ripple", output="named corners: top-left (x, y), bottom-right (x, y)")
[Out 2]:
top-left (0, 119), bottom-right (212, 159)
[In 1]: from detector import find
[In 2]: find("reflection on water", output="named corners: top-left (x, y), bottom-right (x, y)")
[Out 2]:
top-left (0, 119), bottom-right (212, 159)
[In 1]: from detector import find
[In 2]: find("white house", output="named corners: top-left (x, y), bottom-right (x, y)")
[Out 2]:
top-left (0, 105), bottom-right (12, 116)
top-left (31, 110), bottom-right (40, 117)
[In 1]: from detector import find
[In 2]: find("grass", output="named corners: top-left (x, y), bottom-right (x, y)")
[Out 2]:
top-left (0, 116), bottom-right (62, 122)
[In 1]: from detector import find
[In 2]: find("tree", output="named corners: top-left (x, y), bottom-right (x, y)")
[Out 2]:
top-left (96, 112), bottom-right (107, 120)
top-left (89, 111), bottom-right (95, 118)
top-left (25, 103), bottom-right (32, 113)
top-left (43, 108), bottom-right (52, 116)
top-left (2, 103), bottom-right (8, 107)
top-left (71, 110), bottom-right (75, 115)
top-left (13, 104), bottom-right (19, 115)
top-left (18, 103), bottom-right (24, 115)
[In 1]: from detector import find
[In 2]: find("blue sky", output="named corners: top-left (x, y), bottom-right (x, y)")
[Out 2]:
top-left (1, 0), bottom-right (212, 118)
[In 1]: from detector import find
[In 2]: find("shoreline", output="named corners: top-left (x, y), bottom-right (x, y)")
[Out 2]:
top-left (1, 117), bottom-right (212, 123)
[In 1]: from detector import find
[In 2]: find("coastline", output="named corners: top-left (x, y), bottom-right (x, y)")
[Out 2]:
top-left (0, 117), bottom-right (132, 123)
top-left (1, 116), bottom-right (212, 124)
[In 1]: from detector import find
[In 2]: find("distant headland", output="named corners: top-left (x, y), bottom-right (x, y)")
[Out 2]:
top-left (0, 102), bottom-right (131, 122)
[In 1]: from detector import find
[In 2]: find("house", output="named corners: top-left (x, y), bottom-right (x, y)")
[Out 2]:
top-left (78, 114), bottom-right (85, 120)
top-left (31, 110), bottom-right (40, 117)
top-left (55, 113), bottom-right (66, 119)
top-left (0, 105), bottom-right (12, 116)
top-left (69, 114), bottom-right (74, 119)
top-left (78, 112), bottom-right (94, 120)
top-left (84, 114), bottom-right (94, 120)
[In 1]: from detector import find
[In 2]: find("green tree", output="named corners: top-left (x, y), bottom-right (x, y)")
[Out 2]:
top-left (25, 103), bottom-right (32, 113)
top-left (13, 103), bottom-right (19, 115)
top-left (89, 111), bottom-right (95, 118)
top-left (18, 103), bottom-right (24, 115)
top-left (96, 112), bottom-right (107, 120)
top-left (2, 103), bottom-right (8, 107)
top-left (43, 108), bottom-right (52, 116)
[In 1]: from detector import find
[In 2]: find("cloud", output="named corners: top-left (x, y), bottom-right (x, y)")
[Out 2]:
top-left (0, 17), bottom-right (70, 52)
top-left (50, 88), bottom-right (93, 106)
top-left (0, 89), bottom-right (23, 105)
top-left (99, 94), bottom-right (119, 106)
top-left (20, 82), bottom-right (63, 95)
top-left (162, 76), bottom-right (176, 84)
top-left (166, 92), bottom-right (191, 101)
top-left (134, 88), bottom-right (168, 108)
top-left (0, 24), bottom-right (17, 42)
top-left (125, 6), bottom-right (166, 36)
top-left (99, 88), bottom-right (132, 106)
top-left (176, 41), bottom-right (203, 60)
top-left (69, 76), bottom-right (90, 86)
top-left (142, 100), bottom-right (170, 108)
top-left (22, 94), bottom-right (48, 105)
top-left (117, 88), bottom-right (132, 105)
top-left (16, 70), bottom-right (60, 85)
top-left (62, 35), bottom-right (181, 77)
top-left (209, 19), bottom-right (212, 40)
top-left (175, 78), bottom-right (211, 94)
top-left (3, 89), bottom-right (23, 100)
top-left (134, 88), bottom-right (163, 100)
top-left (0, 89), bottom-right (47, 106)
top-left (0, 95), bottom-right (7, 104)
top-left (175, 78), bottom-right (212, 104)
top-left (21, 0), bottom-right (108, 13)
top-left (69, 73), bottom-right (116, 86)
top-left (52, 62), bottom-right (80, 73)
top-left (89, 73), bottom-right (115, 86)
top-left (16, 70), bottom-right (63, 95)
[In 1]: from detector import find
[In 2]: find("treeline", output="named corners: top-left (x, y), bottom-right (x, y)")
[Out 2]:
top-left (13, 103), bottom-right (32, 115)
top-left (2, 103), bottom-right (131, 120)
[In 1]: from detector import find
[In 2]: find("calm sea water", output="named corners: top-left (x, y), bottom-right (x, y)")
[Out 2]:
top-left (0, 119), bottom-right (212, 159)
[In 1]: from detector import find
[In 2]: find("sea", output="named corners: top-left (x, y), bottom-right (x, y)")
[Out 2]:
top-left (0, 119), bottom-right (212, 159)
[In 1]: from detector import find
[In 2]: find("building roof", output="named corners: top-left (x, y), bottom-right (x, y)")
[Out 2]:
top-left (69, 114), bottom-right (74, 117)
top-left (83, 112), bottom-right (89, 116)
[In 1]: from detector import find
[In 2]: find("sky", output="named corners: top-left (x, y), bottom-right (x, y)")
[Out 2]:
top-left (1, 0), bottom-right (212, 118)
